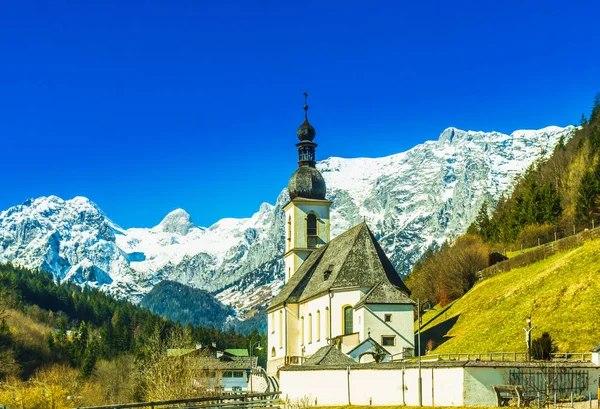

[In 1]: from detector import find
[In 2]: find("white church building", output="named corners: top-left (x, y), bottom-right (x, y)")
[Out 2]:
top-left (266, 96), bottom-right (416, 376)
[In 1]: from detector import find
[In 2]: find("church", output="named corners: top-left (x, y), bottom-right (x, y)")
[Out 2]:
top-left (266, 96), bottom-right (416, 376)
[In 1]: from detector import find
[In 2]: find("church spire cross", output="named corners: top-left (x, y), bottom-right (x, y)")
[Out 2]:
top-left (303, 91), bottom-right (309, 119)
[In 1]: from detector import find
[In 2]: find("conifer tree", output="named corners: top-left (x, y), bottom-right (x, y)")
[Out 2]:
top-left (576, 170), bottom-right (599, 223)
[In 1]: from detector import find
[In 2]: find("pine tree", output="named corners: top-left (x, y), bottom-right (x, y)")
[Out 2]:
top-left (576, 170), bottom-right (599, 223)
top-left (474, 201), bottom-right (491, 240)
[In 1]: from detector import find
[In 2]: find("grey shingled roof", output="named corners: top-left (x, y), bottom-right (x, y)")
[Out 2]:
top-left (354, 281), bottom-right (415, 309)
top-left (346, 337), bottom-right (391, 357)
top-left (303, 345), bottom-right (356, 366)
top-left (268, 222), bottom-right (411, 310)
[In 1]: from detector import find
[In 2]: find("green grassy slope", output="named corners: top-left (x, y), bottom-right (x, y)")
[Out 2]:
top-left (419, 238), bottom-right (600, 354)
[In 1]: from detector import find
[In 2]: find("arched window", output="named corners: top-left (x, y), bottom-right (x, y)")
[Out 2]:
top-left (271, 347), bottom-right (276, 357)
top-left (279, 310), bottom-right (283, 348)
top-left (325, 307), bottom-right (330, 339)
top-left (307, 214), bottom-right (317, 237)
top-left (301, 316), bottom-right (305, 345)
top-left (287, 267), bottom-right (291, 281)
top-left (316, 310), bottom-right (321, 341)
top-left (308, 313), bottom-right (313, 344)
top-left (271, 313), bottom-right (275, 334)
top-left (343, 306), bottom-right (353, 335)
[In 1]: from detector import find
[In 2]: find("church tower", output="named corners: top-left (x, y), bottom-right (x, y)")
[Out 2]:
top-left (283, 93), bottom-right (332, 283)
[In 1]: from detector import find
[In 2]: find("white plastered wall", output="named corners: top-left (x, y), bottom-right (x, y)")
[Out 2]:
top-left (329, 289), bottom-right (366, 340)
top-left (362, 304), bottom-right (414, 357)
top-left (280, 366), bottom-right (465, 406)
top-left (298, 294), bottom-right (330, 356)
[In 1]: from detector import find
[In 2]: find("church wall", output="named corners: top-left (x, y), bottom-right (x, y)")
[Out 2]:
top-left (267, 307), bottom-right (285, 360)
top-left (298, 294), bottom-right (330, 356)
top-left (329, 289), bottom-right (365, 339)
top-left (280, 366), bottom-right (465, 406)
top-left (285, 304), bottom-right (301, 358)
top-left (363, 304), bottom-right (414, 357)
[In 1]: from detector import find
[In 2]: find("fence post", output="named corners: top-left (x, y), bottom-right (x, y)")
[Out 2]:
top-left (571, 392), bottom-right (574, 408)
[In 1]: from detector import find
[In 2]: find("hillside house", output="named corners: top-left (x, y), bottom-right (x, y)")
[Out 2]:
top-left (168, 345), bottom-right (257, 392)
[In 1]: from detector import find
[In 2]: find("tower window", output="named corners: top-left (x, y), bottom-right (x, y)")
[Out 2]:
top-left (287, 216), bottom-right (291, 243)
top-left (307, 214), bottom-right (317, 237)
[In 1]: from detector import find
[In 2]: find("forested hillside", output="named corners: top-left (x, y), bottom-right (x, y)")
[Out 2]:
top-left (0, 263), bottom-right (266, 408)
top-left (408, 93), bottom-right (600, 307)
top-left (140, 280), bottom-right (234, 329)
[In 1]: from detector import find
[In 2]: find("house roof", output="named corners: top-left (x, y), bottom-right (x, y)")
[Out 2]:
top-left (268, 222), bottom-right (412, 310)
top-left (303, 345), bottom-right (356, 366)
top-left (355, 281), bottom-right (415, 309)
top-left (346, 337), bottom-right (391, 359)
top-left (195, 356), bottom-right (257, 370)
top-left (591, 343), bottom-right (600, 352)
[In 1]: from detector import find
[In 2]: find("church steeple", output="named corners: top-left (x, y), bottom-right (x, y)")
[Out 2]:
top-left (283, 93), bottom-right (332, 283)
top-left (288, 93), bottom-right (326, 200)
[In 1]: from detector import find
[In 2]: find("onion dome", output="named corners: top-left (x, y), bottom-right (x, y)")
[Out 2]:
top-left (288, 166), bottom-right (327, 200)
top-left (287, 92), bottom-right (327, 200)
top-left (297, 119), bottom-right (316, 141)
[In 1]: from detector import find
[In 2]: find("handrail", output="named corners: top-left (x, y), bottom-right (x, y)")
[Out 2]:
top-left (416, 351), bottom-right (592, 362)
top-left (73, 391), bottom-right (281, 409)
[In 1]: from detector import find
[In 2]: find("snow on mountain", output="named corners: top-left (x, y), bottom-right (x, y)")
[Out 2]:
top-left (0, 125), bottom-right (575, 318)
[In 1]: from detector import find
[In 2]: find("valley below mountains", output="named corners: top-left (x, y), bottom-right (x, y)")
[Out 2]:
top-left (0, 125), bottom-right (575, 330)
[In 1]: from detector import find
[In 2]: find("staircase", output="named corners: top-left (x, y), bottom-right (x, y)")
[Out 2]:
top-left (251, 367), bottom-right (279, 392)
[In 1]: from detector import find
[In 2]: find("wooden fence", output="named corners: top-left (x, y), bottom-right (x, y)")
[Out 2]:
top-left (477, 228), bottom-right (600, 280)
top-left (73, 392), bottom-right (281, 409)
top-left (419, 352), bottom-right (592, 363)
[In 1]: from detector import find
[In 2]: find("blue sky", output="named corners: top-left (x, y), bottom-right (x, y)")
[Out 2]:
top-left (1, 0), bottom-right (598, 228)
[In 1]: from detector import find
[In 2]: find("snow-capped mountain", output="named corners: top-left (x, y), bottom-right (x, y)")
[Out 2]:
top-left (0, 125), bottom-right (575, 319)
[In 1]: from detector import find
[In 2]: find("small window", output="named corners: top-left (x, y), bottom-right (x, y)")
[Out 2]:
top-left (384, 314), bottom-right (392, 322)
top-left (271, 347), bottom-right (276, 357)
top-left (382, 336), bottom-right (396, 347)
top-left (233, 371), bottom-right (244, 378)
top-left (223, 371), bottom-right (233, 378)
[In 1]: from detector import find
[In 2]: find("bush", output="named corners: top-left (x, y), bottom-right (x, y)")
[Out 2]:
top-left (531, 332), bottom-right (557, 360)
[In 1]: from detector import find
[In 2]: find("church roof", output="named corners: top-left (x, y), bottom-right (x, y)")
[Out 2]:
top-left (354, 280), bottom-right (415, 309)
top-left (303, 345), bottom-right (356, 366)
top-left (268, 222), bottom-right (412, 311)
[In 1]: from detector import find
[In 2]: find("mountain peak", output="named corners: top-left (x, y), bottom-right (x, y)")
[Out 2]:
top-left (438, 127), bottom-right (464, 145)
top-left (156, 208), bottom-right (195, 235)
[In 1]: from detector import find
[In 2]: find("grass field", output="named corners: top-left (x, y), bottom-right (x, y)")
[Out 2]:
top-left (418, 238), bottom-right (600, 354)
